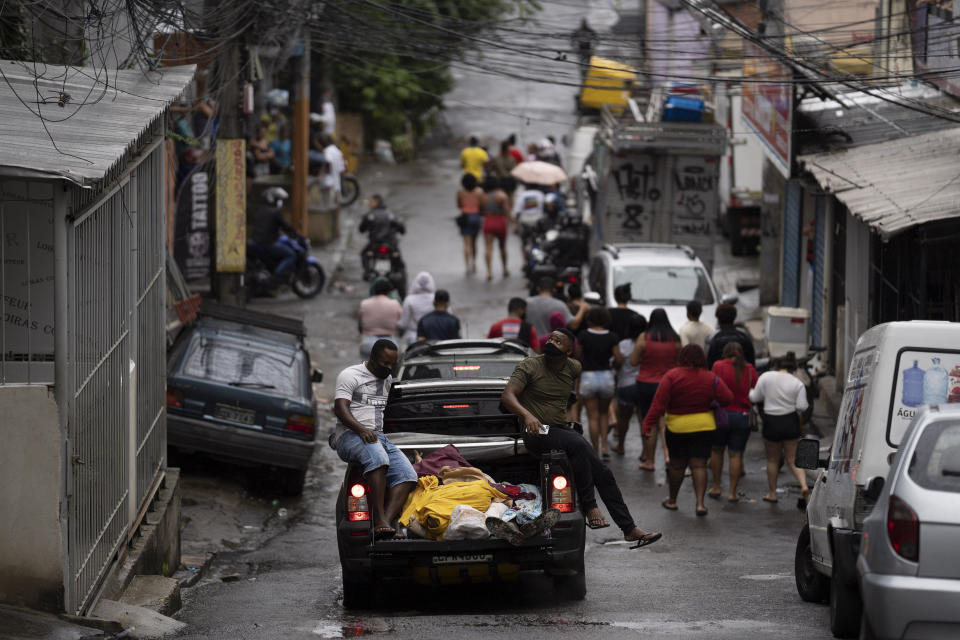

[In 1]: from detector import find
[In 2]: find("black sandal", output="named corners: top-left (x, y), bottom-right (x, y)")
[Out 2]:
top-left (585, 515), bottom-right (611, 529)
top-left (629, 532), bottom-right (662, 549)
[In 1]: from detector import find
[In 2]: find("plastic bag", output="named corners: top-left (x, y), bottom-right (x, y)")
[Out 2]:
top-left (443, 505), bottom-right (490, 541)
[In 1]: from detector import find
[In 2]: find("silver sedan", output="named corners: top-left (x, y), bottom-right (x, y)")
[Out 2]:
top-left (858, 404), bottom-right (960, 639)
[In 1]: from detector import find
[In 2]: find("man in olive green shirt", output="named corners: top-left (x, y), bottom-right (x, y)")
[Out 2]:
top-left (502, 329), bottom-right (662, 547)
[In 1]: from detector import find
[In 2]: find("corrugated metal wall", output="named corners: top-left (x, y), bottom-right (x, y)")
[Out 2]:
top-left (781, 180), bottom-right (803, 307)
top-left (811, 194), bottom-right (826, 346)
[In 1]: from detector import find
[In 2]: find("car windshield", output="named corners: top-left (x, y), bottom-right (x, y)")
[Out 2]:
top-left (401, 360), bottom-right (521, 380)
top-left (908, 421), bottom-right (960, 494)
top-left (613, 265), bottom-right (715, 305)
top-left (181, 334), bottom-right (302, 398)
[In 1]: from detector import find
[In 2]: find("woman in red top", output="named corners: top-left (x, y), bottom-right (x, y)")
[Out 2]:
top-left (643, 345), bottom-right (733, 516)
top-left (709, 342), bottom-right (758, 502)
top-left (628, 308), bottom-right (680, 471)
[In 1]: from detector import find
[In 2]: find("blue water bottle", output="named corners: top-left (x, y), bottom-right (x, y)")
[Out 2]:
top-left (902, 360), bottom-right (924, 407)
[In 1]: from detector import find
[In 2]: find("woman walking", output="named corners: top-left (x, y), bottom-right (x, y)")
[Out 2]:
top-left (575, 307), bottom-right (623, 460)
top-left (612, 314), bottom-right (647, 455)
top-left (749, 352), bottom-right (810, 507)
top-left (397, 271), bottom-right (436, 346)
top-left (480, 176), bottom-right (512, 280)
top-left (643, 345), bottom-right (733, 516)
top-left (629, 308), bottom-right (681, 471)
top-left (709, 342), bottom-right (758, 502)
top-left (456, 173), bottom-right (484, 274)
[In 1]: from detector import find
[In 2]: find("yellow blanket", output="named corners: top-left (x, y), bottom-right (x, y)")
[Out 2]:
top-left (399, 476), bottom-right (508, 540)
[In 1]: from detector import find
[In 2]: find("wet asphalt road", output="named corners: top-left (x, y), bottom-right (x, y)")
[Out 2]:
top-left (171, 1), bottom-right (833, 637)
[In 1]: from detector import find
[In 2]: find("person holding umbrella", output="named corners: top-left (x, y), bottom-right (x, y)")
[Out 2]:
top-left (511, 160), bottom-right (567, 263)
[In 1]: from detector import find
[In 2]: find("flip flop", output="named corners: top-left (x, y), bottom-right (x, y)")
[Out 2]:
top-left (519, 508), bottom-right (562, 538)
top-left (373, 526), bottom-right (397, 540)
top-left (696, 507), bottom-right (708, 517)
top-left (629, 531), bottom-right (663, 549)
top-left (727, 496), bottom-right (740, 503)
top-left (762, 496), bottom-right (779, 504)
top-left (638, 464), bottom-right (655, 472)
top-left (661, 500), bottom-right (678, 511)
top-left (601, 451), bottom-right (611, 462)
top-left (707, 490), bottom-right (722, 500)
top-left (585, 514), bottom-right (611, 529)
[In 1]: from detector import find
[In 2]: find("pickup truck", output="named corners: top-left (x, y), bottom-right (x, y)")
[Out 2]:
top-left (335, 340), bottom-right (586, 608)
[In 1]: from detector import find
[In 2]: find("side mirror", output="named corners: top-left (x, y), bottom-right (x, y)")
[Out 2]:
top-left (721, 292), bottom-right (739, 305)
top-left (795, 437), bottom-right (825, 470)
top-left (311, 368), bottom-right (324, 383)
top-left (864, 476), bottom-right (885, 501)
top-left (583, 291), bottom-right (603, 306)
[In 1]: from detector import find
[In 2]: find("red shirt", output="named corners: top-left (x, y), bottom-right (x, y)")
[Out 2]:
top-left (711, 358), bottom-right (758, 412)
top-left (643, 367), bottom-right (733, 432)
top-left (488, 317), bottom-right (538, 349)
top-left (635, 338), bottom-right (678, 383)
top-left (508, 147), bottom-right (525, 166)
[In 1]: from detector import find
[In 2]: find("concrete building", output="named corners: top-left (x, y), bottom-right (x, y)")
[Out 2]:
top-left (0, 60), bottom-right (195, 614)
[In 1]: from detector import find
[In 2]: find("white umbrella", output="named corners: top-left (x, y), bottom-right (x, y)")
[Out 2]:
top-left (510, 160), bottom-right (567, 186)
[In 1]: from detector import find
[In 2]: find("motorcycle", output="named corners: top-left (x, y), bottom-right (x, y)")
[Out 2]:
top-left (362, 243), bottom-right (407, 298)
top-left (524, 212), bottom-right (590, 293)
top-left (246, 235), bottom-right (326, 299)
top-left (340, 173), bottom-right (360, 206)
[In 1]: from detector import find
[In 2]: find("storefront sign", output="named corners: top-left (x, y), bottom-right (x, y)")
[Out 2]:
top-left (742, 43), bottom-right (793, 178)
top-left (173, 162), bottom-right (212, 281)
top-left (215, 139), bottom-right (246, 273)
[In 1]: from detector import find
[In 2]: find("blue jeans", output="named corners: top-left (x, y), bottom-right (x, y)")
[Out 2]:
top-left (267, 239), bottom-right (296, 276)
top-left (335, 430), bottom-right (417, 487)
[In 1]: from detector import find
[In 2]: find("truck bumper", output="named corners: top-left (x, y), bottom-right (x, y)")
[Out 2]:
top-left (339, 511), bottom-right (585, 584)
top-left (168, 414), bottom-right (314, 470)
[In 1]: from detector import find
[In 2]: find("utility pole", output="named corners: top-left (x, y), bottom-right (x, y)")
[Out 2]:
top-left (213, 4), bottom-right (246, 307)
top-left (291, 30), bottom-right (311, 236)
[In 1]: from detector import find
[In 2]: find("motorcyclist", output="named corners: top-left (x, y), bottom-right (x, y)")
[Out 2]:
top-left (250, 186), bottom-right (301, 283)
top-left (359, 194), bottom-right (406, 278)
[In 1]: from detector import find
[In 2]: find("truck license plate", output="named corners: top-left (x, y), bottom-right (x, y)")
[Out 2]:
top-left (432, 553), bottom-right (492, 565)
top-left (215, 404), bottom-right (256, 425)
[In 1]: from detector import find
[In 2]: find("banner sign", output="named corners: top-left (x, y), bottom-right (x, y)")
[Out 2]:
top-left (173, 161), bottom-right (212, 281)
top-left (742, 42), bottom-right (793, 179)
top-left (215, 139), bottom-right (247, 273)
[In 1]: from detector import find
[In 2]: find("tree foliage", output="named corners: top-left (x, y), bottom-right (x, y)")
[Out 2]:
top-left (323, 0), bottom-right (538, 144)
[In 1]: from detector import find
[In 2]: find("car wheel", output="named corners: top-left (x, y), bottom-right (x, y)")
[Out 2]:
top-left (795, 525), bottom-right (830, 603)
top-left (553, 571), bottom-right (586, 601)
top-left (277, 468), bottom-right (307, 496)
top-left (830, 565), bottom-right (863, 638)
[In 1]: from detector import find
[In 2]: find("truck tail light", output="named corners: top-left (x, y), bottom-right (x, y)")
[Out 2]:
top-left (285, 413), bottom-right (315, 435)
top-left (347, 483), bottom-right (370, 521)
top-left (550, 474), bottom-right (574, 512)
top-left (166, 387), bottom-right (184, 408)
top-left (887, 494), bottom-right (919, 561)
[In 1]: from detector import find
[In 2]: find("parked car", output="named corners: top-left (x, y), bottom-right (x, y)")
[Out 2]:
top-left (794, 320), bottom-right (960, 638)
top-left (856, 404), bottom-right (960, 639)
top-left (336, 340), bottom-right (585, 608)
top-left (586, 243), bottom-right (735, 330)
top-left (397, 338), bottom-right (531, 381)
top-left (166, 304), bottom-right (323, 495)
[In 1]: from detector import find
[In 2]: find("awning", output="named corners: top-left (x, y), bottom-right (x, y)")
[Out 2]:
top-left (0, 59), bottom-right (196, 188)
top-left (799, 126), bottom-right (960, 238)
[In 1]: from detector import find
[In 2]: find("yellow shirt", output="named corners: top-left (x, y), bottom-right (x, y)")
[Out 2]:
top-left (460, 146), bottom-right (489, 181)
top-left (665, 411), bottom-right (716, 433)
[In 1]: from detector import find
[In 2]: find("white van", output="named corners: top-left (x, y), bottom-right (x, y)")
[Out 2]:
top-left (793, 320), bottom-right (960, 638)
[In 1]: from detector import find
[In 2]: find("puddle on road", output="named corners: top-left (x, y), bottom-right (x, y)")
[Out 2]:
top-left (312, 620), bottom-right (385, 637)
top-left (739, 572), bottom-right (792, 581)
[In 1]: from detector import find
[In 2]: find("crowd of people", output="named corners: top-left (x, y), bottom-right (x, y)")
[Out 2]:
top-left (456, 134), bottom-right (566, 280)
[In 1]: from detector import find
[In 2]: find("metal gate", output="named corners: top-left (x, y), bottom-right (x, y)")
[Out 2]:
top-left (64, 143), bottom-right (166, 614)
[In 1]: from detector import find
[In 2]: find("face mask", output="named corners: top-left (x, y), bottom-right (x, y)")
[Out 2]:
top-left (543, 342), bottom-right (564, 358)
top-left (370, 362), bottom-right (392, 379)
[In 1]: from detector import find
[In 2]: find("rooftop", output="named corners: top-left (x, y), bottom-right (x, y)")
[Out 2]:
top-left (0, 59), bottom-right (196, 187)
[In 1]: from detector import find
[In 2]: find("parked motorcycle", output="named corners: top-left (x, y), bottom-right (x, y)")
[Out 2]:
top-left (246, 235), bottom-right (326, 299)
top-left (362, 243), bottom-right (407, 298)
top-left (524, 211), bottom-right (590, 293)
top-left (340, 173), bottom-right (360, 206)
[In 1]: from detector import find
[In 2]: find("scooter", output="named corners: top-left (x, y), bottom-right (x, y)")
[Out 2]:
top-left (362, 243), bottom-right (407, 298)
top-left (246, 235), bottom-right (326, 299)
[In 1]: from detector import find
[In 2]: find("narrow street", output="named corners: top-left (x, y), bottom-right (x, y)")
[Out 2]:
top-left (169, 3), bottom-right (832, 638)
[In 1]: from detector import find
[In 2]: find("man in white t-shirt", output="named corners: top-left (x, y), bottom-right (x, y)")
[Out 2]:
top-left (321, 134), bottom-right (345, 194)
top-left (677, 300), bottom-right (714, 348)
top-left (317, 89), bottom-right (336, 136)
top-left (332, 340), bottom-right (416, 539)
